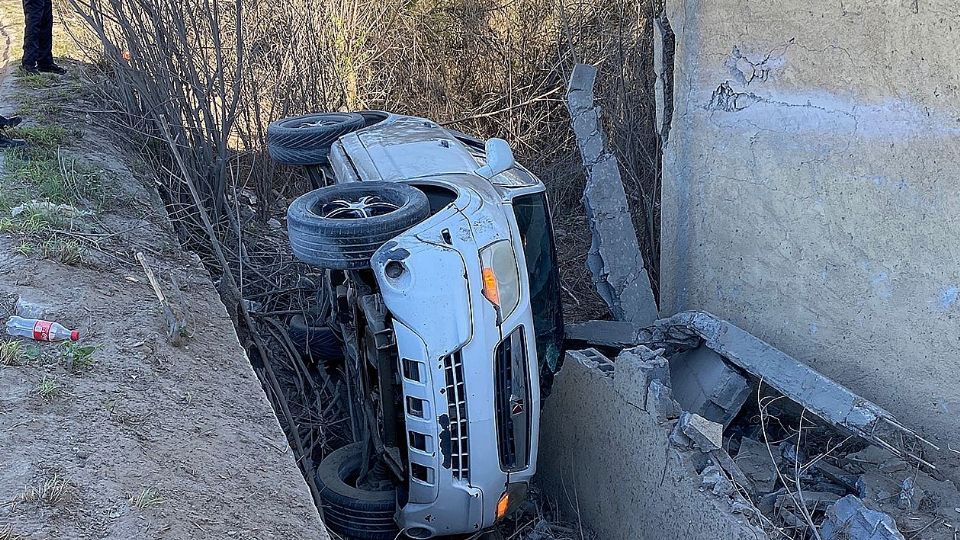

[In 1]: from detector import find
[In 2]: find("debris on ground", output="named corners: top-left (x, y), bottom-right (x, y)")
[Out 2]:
top-left (821, 495), bottom-right (905, 540)
top-left (639, 311), bottom-right (939, 468)
top-left (10, 200), bottom-right (91, 219)
top-left (135, 251), bottom-right (189, 344)
top-left (5, 315), bottom-right (78, 342)
top-left (639, 312), bottom-right (960, 539)
top-left (542, 312), bottom-right (960, 539)
top-left (679, 412), bottom-right (723, 451)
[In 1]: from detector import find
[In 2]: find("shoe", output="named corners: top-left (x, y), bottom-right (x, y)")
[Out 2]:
top-left (0, 116), bottom-right (22, 128)
top-left (0, 135), bottom-right (27, 148)
top-left (20, 64), bottom-right (39, 74)
top-left (37, 64), bottom-right (66, 75)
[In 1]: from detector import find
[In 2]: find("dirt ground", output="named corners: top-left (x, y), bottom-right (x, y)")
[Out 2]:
top-left (0, 5), bottom-right (327, 539)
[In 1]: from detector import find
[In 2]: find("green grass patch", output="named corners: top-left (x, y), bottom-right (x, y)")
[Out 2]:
top-left (41, 238), bottom-right (85, 265)
top-left (14, 94), bottom-right (63, 124)
top-left (129, 488), bottom-right (164, 509)
top-left (0, 340), bottom-right (24, 366)
top-left (16, 71), bottom-right (60, 89)
top-left (0, 208), bottom-right (64, 234)
top-left (1, 151), bottom-right (106, 210)
top-left (35, 375), bottom-right (60, 400)
top-left (62, 342), bottom-right (96, 371)
top-left (7, 125), bottom-right (69, 154)
top-left (13, 241), bottom-right (35, 256)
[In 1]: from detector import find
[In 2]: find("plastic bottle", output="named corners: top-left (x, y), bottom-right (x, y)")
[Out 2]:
top-left (5, 316), bottom-right (79, 342)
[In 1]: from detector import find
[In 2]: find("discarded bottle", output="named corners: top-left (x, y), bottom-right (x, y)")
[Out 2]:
top-left (5, 316), bottom-right (79, 342)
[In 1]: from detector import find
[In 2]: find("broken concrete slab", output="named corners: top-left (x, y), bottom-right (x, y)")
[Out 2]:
top-left (822, 495), bottom-right (905, 540)
top-left (679, 412), bottom-right (722, 452)
top-left (536, 350), bottom-right (768, 539)
top-left (734, 437), bottom-right (778, 494)
top-left (564, 320), bottom-right (644, 349)
top-left (613, 345), bottom-right (671, 409)
top-left (566, 64), bottom-right (658, 326)
top-left (638, 311), bottom-right (938, 468)
top-left (710, 449), bottom-right (757, 496)
top-left (647, 380), bottom-right (681, 423)
top-left (669, 344), bottom-right (752, 427)
top-left (811, 461), bottom-right (859, 492)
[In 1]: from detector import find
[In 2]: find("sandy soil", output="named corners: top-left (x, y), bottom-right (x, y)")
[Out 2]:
top-left (0, 5), bottom-right (327, 539)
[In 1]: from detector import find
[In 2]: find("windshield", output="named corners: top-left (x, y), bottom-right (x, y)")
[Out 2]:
top-left (512, 192), bottom-right (564, 374)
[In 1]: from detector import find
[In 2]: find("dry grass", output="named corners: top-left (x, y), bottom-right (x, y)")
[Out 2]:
top-left (0, 340), bottom-right (23, 366)
top-left (0, 525), bottom-right (25, 540)
top-left (19, 474), bottom-right (68, 506)
top-left (35, 375), bottom-right (60, 400)
top-left (129, 488), bottom-right (164, 509)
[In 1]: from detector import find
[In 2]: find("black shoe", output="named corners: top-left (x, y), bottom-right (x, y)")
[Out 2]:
top-left (37, 63), bottom-right (66, 75)
top-left (0, 116), bottom-right (22, 128)
top-left (0, 135), bottom-right (27, 148)
top-left (20, 64), bottom-right (39, 74)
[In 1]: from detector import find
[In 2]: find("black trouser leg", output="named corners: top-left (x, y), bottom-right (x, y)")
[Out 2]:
top-left (21, 0), bottom-right (53, 68)
top-left (37, 0), bottom-right (54, 67)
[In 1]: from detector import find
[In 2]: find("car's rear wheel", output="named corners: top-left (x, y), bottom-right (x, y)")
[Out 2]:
top-left (287, 182), bottom-right (430, 269)
top-left (315, 443), bottom-right (399, 540)
top-left (267, 112), bottom-right (365, 166)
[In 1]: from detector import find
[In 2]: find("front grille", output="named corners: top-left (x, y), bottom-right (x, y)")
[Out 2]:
top-left (495, 327), bottom-right (530, 471)
top-left (443, 352), bottom-right (469, 481)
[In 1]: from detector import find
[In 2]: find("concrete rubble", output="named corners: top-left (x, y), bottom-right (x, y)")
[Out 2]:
top-left (537, 312), bottom-right (960, 539)
top-left (565, 63), bottom-right (659, 326)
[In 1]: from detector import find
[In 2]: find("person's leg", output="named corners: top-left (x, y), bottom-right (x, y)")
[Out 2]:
top-left (36, 0), bottom-right (54, 68)
top-left (21, 0), bottom-right (44, 70)
top-left (36, 0), bottom-right (65, 74)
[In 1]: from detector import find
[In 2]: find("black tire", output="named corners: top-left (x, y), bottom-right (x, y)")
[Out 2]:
top-left (288, 314), bottom-right (343, 361)
top-left (316, 443), bottom-right (399, 540)
top-left (267, 112), bottom-right (365, 166)
top-left (358, 110), bottom-right (389, 128)
top-left (287, 182), bottom-right (430, 269)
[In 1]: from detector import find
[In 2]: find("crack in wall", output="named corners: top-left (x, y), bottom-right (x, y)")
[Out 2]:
top-left (707, 82), bottom-right (762, 112)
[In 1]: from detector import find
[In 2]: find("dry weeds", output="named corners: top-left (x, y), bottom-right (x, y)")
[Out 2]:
top-left (18, 474), bottom-right (68, 506)
top-left (129, 487), bottom-right (164, 509)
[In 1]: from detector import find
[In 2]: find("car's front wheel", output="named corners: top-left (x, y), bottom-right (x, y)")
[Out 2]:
top-left (315, 443), bottom-right (399, 540)
top-left (287, 182), bottom-right (430, 269)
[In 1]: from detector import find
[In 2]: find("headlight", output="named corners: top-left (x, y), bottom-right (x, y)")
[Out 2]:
top-left (479, 240), bottom-right (521, 321)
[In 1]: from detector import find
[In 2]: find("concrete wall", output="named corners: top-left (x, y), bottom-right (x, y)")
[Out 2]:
top-left (536, 351), bottom-right (767, 540)
top-left (659, 0), bottom-right (960, 462)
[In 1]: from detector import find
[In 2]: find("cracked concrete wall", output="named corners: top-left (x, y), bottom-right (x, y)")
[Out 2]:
top-left (658, 0), bottom-right (960, 465)
top-left (536, 352), bottom-right (767, 540)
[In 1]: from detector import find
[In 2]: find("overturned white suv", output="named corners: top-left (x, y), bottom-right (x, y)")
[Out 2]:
top-left (268, 111), bottom-right (565, 539)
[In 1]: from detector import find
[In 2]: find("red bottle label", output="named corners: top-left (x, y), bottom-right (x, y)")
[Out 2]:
top-left (33, 320), bottom-right (52, 341)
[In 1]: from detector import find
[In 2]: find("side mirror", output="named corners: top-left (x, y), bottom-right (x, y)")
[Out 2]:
top-left (474, 138), bottom-right (516, 179)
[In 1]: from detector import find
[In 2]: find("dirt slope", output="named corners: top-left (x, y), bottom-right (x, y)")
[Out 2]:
top-left (0, 5), bottom-right (327, 540)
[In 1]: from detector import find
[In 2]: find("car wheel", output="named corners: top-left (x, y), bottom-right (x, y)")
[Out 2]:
top-left (267, 112), bottom-right (365, 166)
top-left (287, 182), bottom-right (430, 269)
top-left (316, 443), bottom-right (399, 540)
top-left (358, 110), bottom-right (389, 128)
top-left (287, 314), bottom-right (343, 363)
